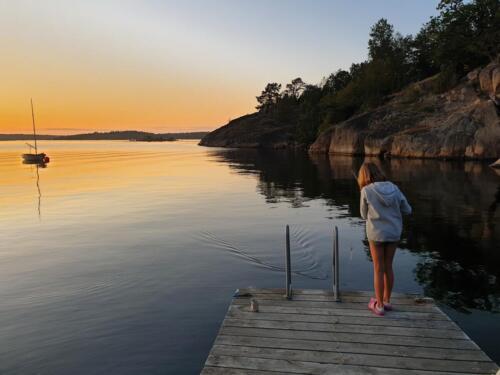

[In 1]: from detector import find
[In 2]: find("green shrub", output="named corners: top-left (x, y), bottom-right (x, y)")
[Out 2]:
top-left (432, 66), bottom-right (458, 94)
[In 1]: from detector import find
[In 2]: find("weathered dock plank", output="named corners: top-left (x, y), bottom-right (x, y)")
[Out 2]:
top-left (227, 305), bottom-right (460, 330)
top-left (201, 288), bottom-right (499, 374)
top-left (230, 302), bottom-right (448, 321)
top-left (223, 317), bottom-right (466, 339)
top-left (232, 297), bottom-right (439, 313)
top-left (215, 335), bottom-right (491, 362)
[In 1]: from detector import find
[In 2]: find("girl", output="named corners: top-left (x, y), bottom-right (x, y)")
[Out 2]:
top-left (358, 163), bottom-right (412, 316)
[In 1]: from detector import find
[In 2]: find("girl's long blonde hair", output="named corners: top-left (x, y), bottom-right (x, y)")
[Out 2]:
top-left (357, 163), bottom-right (386, 190)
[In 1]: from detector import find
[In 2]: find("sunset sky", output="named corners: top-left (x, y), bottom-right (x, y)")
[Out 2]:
top-left (1, 0), bottom-right (438, 134)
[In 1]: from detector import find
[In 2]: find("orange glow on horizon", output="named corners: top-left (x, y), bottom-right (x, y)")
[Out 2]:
top-left (0, 93), bottom-right (255, 135)
top-left (0, 69), bottom-right (257, 134)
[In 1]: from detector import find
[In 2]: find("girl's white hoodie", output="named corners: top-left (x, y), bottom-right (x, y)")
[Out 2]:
top-left (360, 181), bottom-right (412, 242)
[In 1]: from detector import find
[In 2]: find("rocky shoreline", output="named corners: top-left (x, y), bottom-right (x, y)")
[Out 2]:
top-left (200, 61), bottom-right (499, 160)
top-left (310, 61), bottom-right (499, 160)
top-left (198, 113), bottom-right (299, 149)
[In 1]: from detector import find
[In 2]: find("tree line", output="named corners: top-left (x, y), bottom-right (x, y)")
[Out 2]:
top-left (254, 0), bottom-right (499, 144)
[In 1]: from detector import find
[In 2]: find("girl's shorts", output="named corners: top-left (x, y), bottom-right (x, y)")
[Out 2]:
top-left (373, 241), bottom-right (399, 246)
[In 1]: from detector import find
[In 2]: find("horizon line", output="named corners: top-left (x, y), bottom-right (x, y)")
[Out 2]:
top-left (0, 129), bottom-right (214, 136)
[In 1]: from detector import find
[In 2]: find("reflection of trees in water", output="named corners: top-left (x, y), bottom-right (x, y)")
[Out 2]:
top-left (486, 185), bottom-right (500, 240)
top-left (211, 149), bottom-right (364, 213)
top-left (209, 149), bottom-right (500, 311)
top-left (415, 258), bottom-right (498, 312)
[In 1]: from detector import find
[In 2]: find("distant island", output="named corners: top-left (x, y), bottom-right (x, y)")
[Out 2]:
top-left (200, 0), bottom-right (499, 160)
top-left (0, 130), bottom-right (209, 142)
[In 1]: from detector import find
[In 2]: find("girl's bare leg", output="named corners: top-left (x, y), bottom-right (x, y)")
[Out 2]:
top-left (383, 243), bottom-right (397, 304)
top-left (369, 241), bottom-right (385, 308)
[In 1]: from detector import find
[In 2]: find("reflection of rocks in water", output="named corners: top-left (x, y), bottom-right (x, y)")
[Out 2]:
top-left (210, 149), bottom-right (322, 208)
top-left (416, 257), bottom-right (499, 313)
top-left (210, 148), bottom-right (500, 311)
top-left (309, 154), bottom-right (364, 218)
top-left (485, 185), bottom-right (500, 240)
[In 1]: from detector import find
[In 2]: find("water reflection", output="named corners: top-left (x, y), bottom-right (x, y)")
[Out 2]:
top-left (209, 149), bottom-right (500, 312)
top-left (36, 165), bottom-right (42, 219)
top-left (24, 162), bottom-right (46, 220)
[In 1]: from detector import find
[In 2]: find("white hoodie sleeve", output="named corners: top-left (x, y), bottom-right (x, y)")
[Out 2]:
top-left (399, 190), bottom-right (412, 215)
top-left (360, 187), bottom-right (368, 219)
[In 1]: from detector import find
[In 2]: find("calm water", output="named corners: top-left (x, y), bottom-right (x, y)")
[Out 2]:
top-left (0, 140), bottom-right (499, 374)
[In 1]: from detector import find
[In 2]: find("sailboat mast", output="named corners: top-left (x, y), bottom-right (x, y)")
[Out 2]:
top-left (30, 98), bottom-right (38, 154)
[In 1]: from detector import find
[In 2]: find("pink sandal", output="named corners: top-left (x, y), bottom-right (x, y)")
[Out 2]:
top-left (368, 298), bottom-right (385, 316)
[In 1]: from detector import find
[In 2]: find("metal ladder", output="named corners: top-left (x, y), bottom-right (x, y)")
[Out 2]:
top-left (284, 225), bottom-right (340, 301)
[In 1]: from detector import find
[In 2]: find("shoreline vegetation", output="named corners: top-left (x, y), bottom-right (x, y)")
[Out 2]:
top-left (200, 0), bottom-right (499, 160)
top-left (0, 130), bottom-right (208, 142)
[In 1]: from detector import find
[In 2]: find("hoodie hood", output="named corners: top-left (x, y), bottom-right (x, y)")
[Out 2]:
top-left (369, 181), bottom-right (398, 207)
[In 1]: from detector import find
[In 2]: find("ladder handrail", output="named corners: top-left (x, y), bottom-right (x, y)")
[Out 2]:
top-left (332, 226), bottom-right (340, 301)
top-left (285, 225), bottom-right (292, 300)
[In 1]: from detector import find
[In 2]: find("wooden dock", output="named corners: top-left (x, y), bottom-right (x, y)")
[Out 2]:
top-left (201, 288), bottom-right (499, 375)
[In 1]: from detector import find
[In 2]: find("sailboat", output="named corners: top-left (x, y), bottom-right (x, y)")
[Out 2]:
top-left (22, 99), bottom-right (50, 164)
